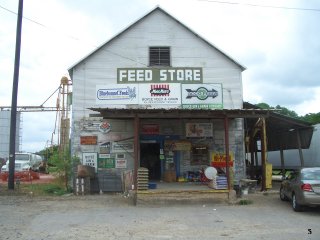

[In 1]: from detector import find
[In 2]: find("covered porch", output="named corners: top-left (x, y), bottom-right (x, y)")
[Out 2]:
top-left (90, 106), bottom-right (313, 205)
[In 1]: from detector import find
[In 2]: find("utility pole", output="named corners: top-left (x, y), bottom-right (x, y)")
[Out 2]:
top-left (8, 0), bottom-right (24, 190)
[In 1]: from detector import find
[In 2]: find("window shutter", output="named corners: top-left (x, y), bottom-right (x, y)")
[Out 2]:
top-left (149, 47), bottom-right (170, 66)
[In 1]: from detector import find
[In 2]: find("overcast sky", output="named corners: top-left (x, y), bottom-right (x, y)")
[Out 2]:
top-left (1, 0), bottom-right (320, 153)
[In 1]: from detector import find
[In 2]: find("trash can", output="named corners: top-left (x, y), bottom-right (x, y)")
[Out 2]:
top-left (240, 179), bottom-right (257, 195)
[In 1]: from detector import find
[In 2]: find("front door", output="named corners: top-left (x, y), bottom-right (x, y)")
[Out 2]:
top-left (140, 143), bottom-right (161, 180)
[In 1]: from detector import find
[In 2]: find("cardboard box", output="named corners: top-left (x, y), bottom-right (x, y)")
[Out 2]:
top-left (163, 171), bottom-right (176, 182)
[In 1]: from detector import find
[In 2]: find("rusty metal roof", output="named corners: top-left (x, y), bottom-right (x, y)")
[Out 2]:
top-left (89, 106), bottom-right (313, 151)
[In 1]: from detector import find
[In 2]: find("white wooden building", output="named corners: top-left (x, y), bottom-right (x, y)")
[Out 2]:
top-left (68, 7), bottom-right (248, 193)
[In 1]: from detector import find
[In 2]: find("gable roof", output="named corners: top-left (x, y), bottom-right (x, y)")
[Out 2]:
top-left (68, 6), bottom-right (246, 77)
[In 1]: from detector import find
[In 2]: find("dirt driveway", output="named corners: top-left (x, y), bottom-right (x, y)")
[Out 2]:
top-left (0, 191), bottom-right (319, 240)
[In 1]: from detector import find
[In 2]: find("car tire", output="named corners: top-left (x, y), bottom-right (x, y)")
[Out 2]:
top-left (280, 186), bottom-right (288, 201)
top-left (292, 193), bottom-right (303, 212)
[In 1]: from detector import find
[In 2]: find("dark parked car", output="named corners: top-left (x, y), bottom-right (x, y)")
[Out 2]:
top-left (280, 167), bottom-right (320, 211)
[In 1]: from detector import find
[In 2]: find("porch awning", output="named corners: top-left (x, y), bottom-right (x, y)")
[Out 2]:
top-left (89, 107), bottom-right (314, 151)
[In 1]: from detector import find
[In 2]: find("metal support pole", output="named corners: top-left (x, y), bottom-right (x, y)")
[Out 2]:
top-left (8, 0), bottom-right (23, 190)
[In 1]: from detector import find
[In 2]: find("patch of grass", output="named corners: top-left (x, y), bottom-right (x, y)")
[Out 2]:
top-left (27, 183), bottom-right (70, 196)
top-left (238, 199), bottom-right (253, 205)
top-left (1, 182), bottom-right (71, 196)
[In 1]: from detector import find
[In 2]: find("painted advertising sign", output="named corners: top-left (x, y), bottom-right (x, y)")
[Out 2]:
top-left (139, 83), bottom-right (181, 105)
top-left (141, 124), bottom-right (160, 135)
top-left (115, 159), bottom-right (127, 168)
top-left (112, 140), bottom-right (134, 152)
top-left (117, 68), bottom-right (203, 83)
top-left (98, 156), bottom-right (115, 169)
top-left (186, 123), bottom-right (213, 138)
top-left (99, 121), bottom-right (111, 133)
top-left (82, 152), bottom-right (97, 172)
top-left (211, 152), bottom-right (234, 167)
top-left (96, 84), bottom-right (181, 105)
top-left (164, 140), bottom-right (192, 151)
top-left (80, 136), bottom-right (97, 145)
top-left (181, 84), bottom-right (223, 109)
top-left (96, 84), bottom-right (138, 104)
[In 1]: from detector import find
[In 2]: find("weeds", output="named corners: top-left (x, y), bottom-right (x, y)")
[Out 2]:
top-left (238, 199), bottom-right (253, 205)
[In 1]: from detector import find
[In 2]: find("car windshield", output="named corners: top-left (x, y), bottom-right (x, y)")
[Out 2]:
top-left (301, 169), bottom-right (320, 180)
top-left (15, 154), bottom-right (30, 161)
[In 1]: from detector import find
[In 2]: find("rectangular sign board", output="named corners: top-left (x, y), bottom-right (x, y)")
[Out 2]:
top-left (181, 84), bottom-right (223, 109)
top-left (96, 84), bottom-right (181, 105)
top-left (82, 152), bottom-right (97, 172)
top-left (117, 68), bottom-right (203, 83)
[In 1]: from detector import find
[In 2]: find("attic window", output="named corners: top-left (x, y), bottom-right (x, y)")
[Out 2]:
top-left (149, 47), bottom-right (171, 66)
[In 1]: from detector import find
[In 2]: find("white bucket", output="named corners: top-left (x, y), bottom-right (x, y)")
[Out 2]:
top-left (242, 187), bottom-right (249, 195)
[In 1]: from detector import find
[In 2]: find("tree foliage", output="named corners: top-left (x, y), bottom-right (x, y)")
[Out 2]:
top-left (35, 145), bottom-right (59, 161)
top-left (256, 102), bottom-right (320, 124)
top-left (300, 113), bottom-right (320, 125)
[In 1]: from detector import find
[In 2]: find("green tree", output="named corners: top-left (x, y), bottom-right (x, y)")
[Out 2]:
top-left (256, 103), bottom-right (271, 109)
top-left (36, 145), bottom-right (59, 162)
top-left (256, 103), bottom-right (299, 118)
top-left (274, 105), bottom-right (299, 118)
top-left (256, 102), bottom-right (320, 124)
top-left (48, 147), bottom-right (79, 190)
top-left (300, 113), bottom-right (320, 125)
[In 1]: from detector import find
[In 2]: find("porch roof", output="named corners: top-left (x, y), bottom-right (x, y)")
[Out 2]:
top-left (89, 107), bottom-right (313, 151)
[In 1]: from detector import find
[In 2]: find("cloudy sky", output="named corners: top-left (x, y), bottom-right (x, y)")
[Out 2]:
top-left (1, 0), bottom-right (320, 153)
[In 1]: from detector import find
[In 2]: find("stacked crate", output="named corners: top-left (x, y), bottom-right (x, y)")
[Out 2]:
top-left (97, 169), bottom-right (122, 192)
top-left (137, 168), bottom-right (149, 190)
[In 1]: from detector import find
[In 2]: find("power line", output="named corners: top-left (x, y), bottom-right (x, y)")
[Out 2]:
top-left (197, 0), bottom-right (320, 12)
top-left (0, 3), bottom-right (148, 67)
top-left (1, 1), bottom-right (320, 69)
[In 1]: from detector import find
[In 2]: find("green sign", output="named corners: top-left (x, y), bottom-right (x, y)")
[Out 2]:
top-left (117, 68), bottom-right (203, 84)
top-left (182, 104), bottom-right (223, 109)
top-left (98, 158), bottom-right (115, 169)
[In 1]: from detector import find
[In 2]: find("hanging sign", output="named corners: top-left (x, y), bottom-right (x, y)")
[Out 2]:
top-left (186, 123), bottom-right (213, 138)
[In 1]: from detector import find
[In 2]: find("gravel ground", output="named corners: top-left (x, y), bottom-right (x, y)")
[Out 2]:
top-left (0, 191), bottom-right (320, 240)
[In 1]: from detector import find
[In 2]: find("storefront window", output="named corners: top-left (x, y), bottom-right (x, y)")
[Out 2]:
top-left (191, 145), bottom-right (208, 165)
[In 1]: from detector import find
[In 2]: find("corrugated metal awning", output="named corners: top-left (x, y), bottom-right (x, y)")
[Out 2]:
top-left (89, 107), bottom-right (313, 151)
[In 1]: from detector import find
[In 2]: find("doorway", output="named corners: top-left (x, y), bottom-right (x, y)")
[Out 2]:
top-left (140, 143), bottom-right (161, 180)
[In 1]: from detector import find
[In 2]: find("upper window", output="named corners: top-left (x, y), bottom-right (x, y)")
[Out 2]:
top-left (149, 47), bottom-right (171, 66)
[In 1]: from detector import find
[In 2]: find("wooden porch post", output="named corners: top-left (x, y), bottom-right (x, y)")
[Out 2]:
top-left (260, 118), bottom-right (267, 191)
top-left (133, 115), bottom-right (140, 205)
top-left (224, 117), bottom-right (231, 190)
